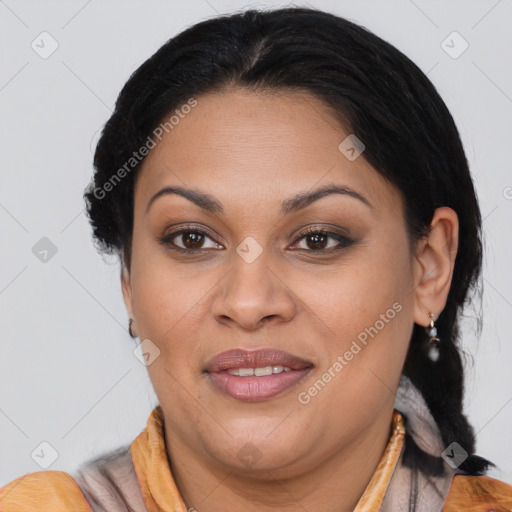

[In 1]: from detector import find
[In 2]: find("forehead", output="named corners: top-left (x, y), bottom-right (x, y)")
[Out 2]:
top-left (134, 87), bottom-right (403, 217)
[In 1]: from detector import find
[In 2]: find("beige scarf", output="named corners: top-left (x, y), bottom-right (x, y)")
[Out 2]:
top-left (380, 375), bottom-right (464, 511)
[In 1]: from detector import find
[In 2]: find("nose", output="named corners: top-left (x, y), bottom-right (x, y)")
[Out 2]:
top-left (211, 255), bottom-right (297, 330)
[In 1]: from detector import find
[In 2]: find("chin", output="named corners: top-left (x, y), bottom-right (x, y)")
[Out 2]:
top-left (205, 430), bottom-right (309, 475)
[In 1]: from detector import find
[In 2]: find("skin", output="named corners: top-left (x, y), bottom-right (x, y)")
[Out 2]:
top-left (121, 87), bottom-right (459, 512)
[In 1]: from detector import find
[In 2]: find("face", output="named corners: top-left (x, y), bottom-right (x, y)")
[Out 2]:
top-left (122, 88), bottom-right (421, 477)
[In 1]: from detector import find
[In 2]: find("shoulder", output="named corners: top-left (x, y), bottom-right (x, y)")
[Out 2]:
top-left (443, 473), bottom-right (512, 511)
top-left (0, 470), bottom-right (91, 511)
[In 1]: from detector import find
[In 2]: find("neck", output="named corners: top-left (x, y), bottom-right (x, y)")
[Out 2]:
top-left (163, 405), bottom-right (396, 512)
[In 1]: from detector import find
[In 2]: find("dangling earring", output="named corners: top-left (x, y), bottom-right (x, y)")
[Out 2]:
top-left (425, 312), bottom-right (440, 362)
top-left (128, 318), bottom-right (136, 339)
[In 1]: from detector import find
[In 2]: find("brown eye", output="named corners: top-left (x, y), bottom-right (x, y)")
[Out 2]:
top-left (159, 226), bottom-right (223, 252)
top-left (159, 225), bottom-right (353, 254)
top-left (177, 231), bottom-right (206, 249)
top-left (293, 228), bottom-right (354, 252)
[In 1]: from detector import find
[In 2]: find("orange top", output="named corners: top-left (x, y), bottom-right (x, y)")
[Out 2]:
top-left (1, 406), bottom-right (511, 511)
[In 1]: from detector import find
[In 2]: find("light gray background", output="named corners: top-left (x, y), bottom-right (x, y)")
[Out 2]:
top-left (1, 0), bottom-right (511, 488)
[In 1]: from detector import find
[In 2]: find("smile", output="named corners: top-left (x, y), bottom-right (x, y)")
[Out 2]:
top-left (204, 348), bottom-right (314, 401)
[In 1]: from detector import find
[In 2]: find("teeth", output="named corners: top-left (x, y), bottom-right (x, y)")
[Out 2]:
top-left (255, 366), bottom-right (273, 376)
top-left (226, 365), bottom-right (292, 376)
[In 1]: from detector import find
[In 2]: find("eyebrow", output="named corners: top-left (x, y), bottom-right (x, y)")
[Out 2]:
top-left (145, 183), bottom-right (373, 216)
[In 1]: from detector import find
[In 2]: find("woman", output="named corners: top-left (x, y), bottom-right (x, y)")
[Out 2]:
top-left (1, 6), bottom-right (511, 511)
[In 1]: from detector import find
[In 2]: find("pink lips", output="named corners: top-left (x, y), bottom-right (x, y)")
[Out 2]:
top-left (204, 348), bottom-right (313, 402)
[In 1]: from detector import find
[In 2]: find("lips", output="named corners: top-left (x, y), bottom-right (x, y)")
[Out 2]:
top-left (204, 348), bottom-right (314, 402)
top-left (204, 348), bottom-right (313, 373)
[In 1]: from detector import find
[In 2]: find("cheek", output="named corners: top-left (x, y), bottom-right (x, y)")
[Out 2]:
top-left (306, 234), bottom-right (413, 389)
top-left (308, 240), bottom-right (410, 340)
top-left (129, 265), bottom-right (210, 411)
top-left (128, 239), bottom-right (190, 351)
top-left (131, 269), bottom-right (208, 352)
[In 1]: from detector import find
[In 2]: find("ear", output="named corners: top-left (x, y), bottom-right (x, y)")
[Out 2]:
top-left (121, 265), bottom-right (135, 331)
top-left (412, 206), bottom-right (459, 327)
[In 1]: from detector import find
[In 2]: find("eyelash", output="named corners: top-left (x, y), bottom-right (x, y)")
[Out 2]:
top-left (158, 224), bottom-right (354, 255)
